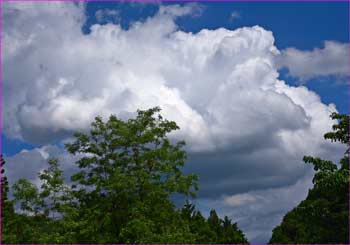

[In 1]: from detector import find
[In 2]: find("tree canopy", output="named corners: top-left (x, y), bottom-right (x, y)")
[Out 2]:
top-left (269, 112), bottom-right (349, 244)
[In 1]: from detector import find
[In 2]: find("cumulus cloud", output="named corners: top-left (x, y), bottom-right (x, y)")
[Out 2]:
top-left (3, 2), bottom-right (346, 241)
top-left (3, 0), bottom-right (344, 191)
top-left (277, 41), bottom-right (350, 80)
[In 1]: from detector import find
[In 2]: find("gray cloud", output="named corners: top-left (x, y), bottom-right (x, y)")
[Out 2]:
top-left (185, 148), bottom-right (308, 197)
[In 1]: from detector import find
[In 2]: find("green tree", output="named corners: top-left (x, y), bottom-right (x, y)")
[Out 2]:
top-left (180, 202), bottom-right (248, 244)
top-left (11, 178), bottom-right (47, 243)
top-left (181, 201), bottom-right (217, 243)
top-left (1, 156), bottom-right (10, 210)
top-left (208, 209), bottom-right (222, 238)
top-left (65, 107), bottom-right (198, 242)
top-left (13, 178), bottom-right (41, 215)
top-left (39, 158), bottom-right (71, 218)
top-left (207, 209), bottom-right (248, 244)
top-left (8, 158), bottom-right (75, 244)
top-left (1, 156), bottom-right (17, 243)
top-left (269, 112), bottom-right (349, 244)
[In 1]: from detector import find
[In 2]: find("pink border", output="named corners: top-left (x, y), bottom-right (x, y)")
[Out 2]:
top-left (0, 0), bottom-right (349, 244)
top-left (0, 0), bottom-right (3, 243)
top-left (0, 0), bottom-right (349, 2)
top-left (348, 1), bottom-right (350, 244)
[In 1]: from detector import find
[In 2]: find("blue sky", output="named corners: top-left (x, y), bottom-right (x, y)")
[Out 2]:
top-left (2, 2), bottom-right (349, 243)
top-left (84, 2), bottom-right (349, 48)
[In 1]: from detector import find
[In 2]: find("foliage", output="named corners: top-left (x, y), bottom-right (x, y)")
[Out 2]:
top-left (181, 202), bottom-right (248, 244)
top-left (1, 156), bottom-right (17, 243)
top-left (13, 178), bottom-right (41, 215)
top-left (2, 107), bottom-right (248, 244)
top-left (269, 112), bottom-right (349, 244)
top-left (39, 158), bottom-right (71, 218)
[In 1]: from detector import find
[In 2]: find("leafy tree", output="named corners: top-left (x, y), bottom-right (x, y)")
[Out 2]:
top-left (181, 201), bottom-right (217, 243)
top-left (65, 107), bottom-right (199, 242)
top-left (207, 209), bottom-right (248, 244)
top-left (220, 216), bottom-right (248, 244)
top-left (39, 158), bottom-right (70, 218)
top-left (3, 107), bottom-right (249, 244)
top-left (1, 156), bottom-right (17, 243)
top-left (4, 157), bottom-right (76, 243)
top-left (269, 112), bottom-right (349, 244)
top-left (13, 178), bottom-right (41, 215)
top-left (1, 156), bottom-right (10, 208)
top-left (180, 201), bottom-right (248, 244)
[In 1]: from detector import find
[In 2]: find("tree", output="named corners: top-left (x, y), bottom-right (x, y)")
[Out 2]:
top-left (13, 178), bottom-right (41, 215)
top-left (181, 201), bottom-right (217, 243)
top-left (207, 209), bottom-right (248, 244)
top-left (11, 178), bottom-right (47, 243)
top-left (269, 112), bottom-right (349, 244)
top-left (1, 156), bottom-right (17, 243)
top-left (1, 156), bottom-right (10, 209)
top-left (39, 158), bottom-right (71, 218)
top-left (65, 107), bottom-right (199, 242)
top-left (208, 209), bottom-right (222, 237)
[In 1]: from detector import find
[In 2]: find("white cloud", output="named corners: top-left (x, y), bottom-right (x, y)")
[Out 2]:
top-left (4, 0), bottom-right (345, 185)
top-left (277, 41), bottom-right (350, 80)
top-left (37, 146), bottom-right (50, 160)
top-left (3, 0), bottom-right (344, 191)
top-left (223, 193), bottom-right (257, 207)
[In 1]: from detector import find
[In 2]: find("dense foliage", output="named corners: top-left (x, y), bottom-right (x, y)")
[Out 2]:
top-left (269, 113), bottom-right (349, 244)
top-left (2, 107), bottom-right (248, 244)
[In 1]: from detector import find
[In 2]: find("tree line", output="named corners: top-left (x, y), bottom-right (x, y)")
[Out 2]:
top-left (1, 108), bottom-right (348, 244)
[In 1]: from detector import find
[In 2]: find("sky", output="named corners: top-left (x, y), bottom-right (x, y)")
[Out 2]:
top-left (2, 1), bottom-right (349, 243)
